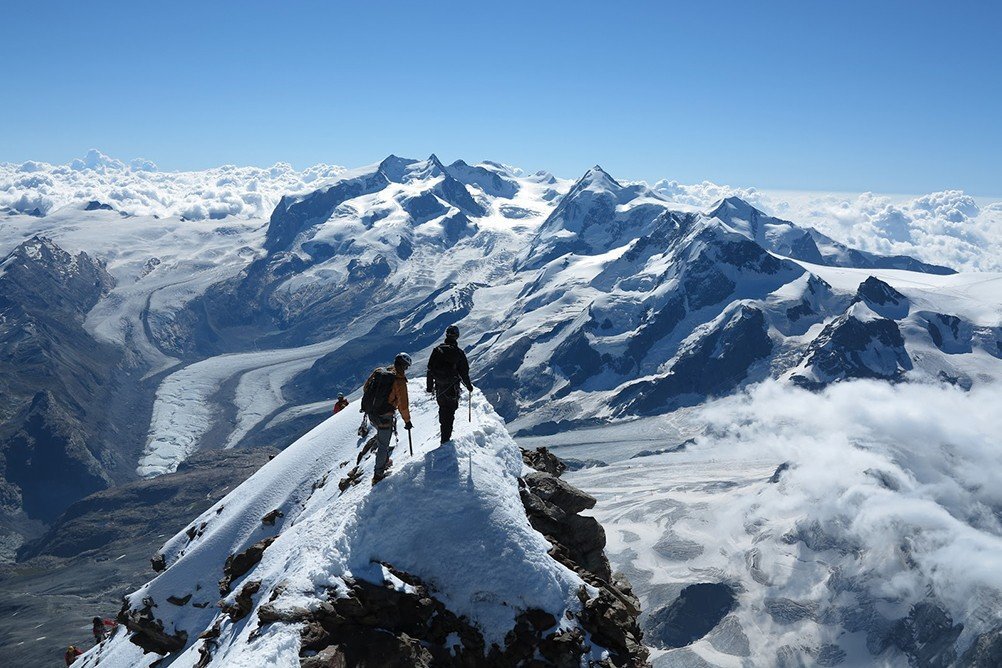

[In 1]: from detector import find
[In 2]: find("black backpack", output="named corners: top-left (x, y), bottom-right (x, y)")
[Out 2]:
top-left (429, 343), bottom-right (459, 381)
top-left (361, 367), bottom-right (396, 415)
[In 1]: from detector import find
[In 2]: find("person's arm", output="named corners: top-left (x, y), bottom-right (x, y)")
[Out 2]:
top-left (426, 348), bottom-right (437, 393)
top-left (458, 349), bottom-right (473, 391)
top-left (395, 378), bottom-right (412, 423)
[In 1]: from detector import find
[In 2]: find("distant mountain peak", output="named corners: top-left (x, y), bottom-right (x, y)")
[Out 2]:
top-left (708, 195), bottom-right (763, 221)
top-left (578, 164), bottom-right (622, 190)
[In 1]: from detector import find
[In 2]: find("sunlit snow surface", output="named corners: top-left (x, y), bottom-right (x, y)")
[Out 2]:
top-left (535, 380), bottom-right (1002, 666)
top-left (80, 385), bottom-right (591, 667)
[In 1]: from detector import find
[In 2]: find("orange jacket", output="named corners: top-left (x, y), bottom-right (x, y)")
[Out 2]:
top-left (388, 368), bottom-right (411, 422)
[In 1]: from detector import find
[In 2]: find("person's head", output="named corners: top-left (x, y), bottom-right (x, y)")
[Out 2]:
top-left (337, 393), bottom-right (344, 400)
top-left (93, 617), bottom-right (102, 626)
top-left (394, 352), bottom-right (412, 373)
top-left (445, 325), bottom-right (460, 342)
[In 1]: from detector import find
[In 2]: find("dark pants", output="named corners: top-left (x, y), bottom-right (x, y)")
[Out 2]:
top-left (366, 412), bottom-right (394, 475)
top-left (436, 384), bottom-right (460, 443)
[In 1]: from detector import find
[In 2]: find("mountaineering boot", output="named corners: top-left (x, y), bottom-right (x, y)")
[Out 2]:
top-left (372, 458), bottom-right (393, 486)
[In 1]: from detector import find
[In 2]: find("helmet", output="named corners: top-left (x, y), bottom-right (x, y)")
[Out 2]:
top-left (337, 393), bottom-right (344, 400)
top-left (394, 352), bottom-right (412, 369)
top-left (445, 325), bottom-right (460, 340)
top-left (93, 617), bottom-right (102, 625)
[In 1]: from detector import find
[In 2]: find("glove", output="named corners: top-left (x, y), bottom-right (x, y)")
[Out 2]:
top-left (427, 385), bottom-right (435, 395)
top-left (404, 421), bottom-right (413, 430)
top-left (465, 382), bottom-right (474, 392)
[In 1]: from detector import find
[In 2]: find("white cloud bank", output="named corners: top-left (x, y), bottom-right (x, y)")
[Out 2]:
top-left (697, 379), bottom-right (1002, 645)
top-left (0, 149), bottom-right (345, 221)
top-left (653, 179), bottom-right (1002, 272)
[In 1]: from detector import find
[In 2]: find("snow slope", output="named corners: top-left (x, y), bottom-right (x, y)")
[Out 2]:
top-left (83, 383), bottom-right (595, 667)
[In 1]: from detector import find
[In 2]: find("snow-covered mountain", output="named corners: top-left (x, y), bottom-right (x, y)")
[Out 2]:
top-left (2, 153), bottom-right (1001, 667)
top-left (78, 386), bottom-right (647, 667)
top-left (2, 154), bottom-right (999, 482)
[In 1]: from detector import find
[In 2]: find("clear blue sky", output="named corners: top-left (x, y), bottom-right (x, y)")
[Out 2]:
top-left (3, 1), bottom-right (1000, 195)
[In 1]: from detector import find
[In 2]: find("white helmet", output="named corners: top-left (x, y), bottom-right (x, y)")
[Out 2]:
top-left (394, 352), bottom-right (412, 369)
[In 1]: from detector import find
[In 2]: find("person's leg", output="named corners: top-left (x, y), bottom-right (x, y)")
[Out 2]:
top-left (438, 393), bottom-right (459, 442)
top-left (370, 413), bottom-right (393, 477)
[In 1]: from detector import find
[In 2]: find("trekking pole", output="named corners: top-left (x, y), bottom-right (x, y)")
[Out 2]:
top-left (468, 391), bottom-right (472, 422)
top-left (408, 428), bottom-right (413, 456)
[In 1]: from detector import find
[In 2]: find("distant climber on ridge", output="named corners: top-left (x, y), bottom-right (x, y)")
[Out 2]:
top-left (427, 325), bottom-right (474, 444)
top-left (360, 353), bottom-right (413, 485)
top-left (332, 393), bottom-right (349, 414)
top-left (64, 645), bottom-right (83, 665)
top-left (92, 616), bottom-right (117, 643)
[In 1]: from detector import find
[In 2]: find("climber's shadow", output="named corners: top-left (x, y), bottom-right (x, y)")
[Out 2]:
top-left (423, 441), bottom-right (461, 484)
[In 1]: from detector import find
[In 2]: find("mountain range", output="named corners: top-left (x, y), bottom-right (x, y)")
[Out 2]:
top-left (1, 155), bottom-right (1001, 667)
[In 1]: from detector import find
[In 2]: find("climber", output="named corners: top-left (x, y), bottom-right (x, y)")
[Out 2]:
top-left (65, 645), bottom-right (83, 665)
top-left (332, 393), bottom-right (349, 414)
top-left (360, 352), bottom-right (412, 485)
top-left (427, 325), bottom-right (474, 444)
top-left (92, 616), bottom-right (117, 642)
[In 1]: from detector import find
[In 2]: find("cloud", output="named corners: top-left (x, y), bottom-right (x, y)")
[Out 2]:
top-left (0, 149), bottom-right (346, 219)
top-left (650, 179), bottom-right (1002, 272)
top-left (693, 379), bottom-right (1002, 642)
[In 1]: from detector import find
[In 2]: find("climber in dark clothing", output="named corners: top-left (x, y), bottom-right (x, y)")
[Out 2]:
top-left (92, 616), bottom-right (117, 643)
top-left (427, 325), bottom-right (473, 444)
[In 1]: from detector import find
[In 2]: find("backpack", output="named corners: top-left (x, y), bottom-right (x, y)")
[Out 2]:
top-left (429, 343), bottom-right (459, 381)
top-left (361, 367), bottom-right (396, 415)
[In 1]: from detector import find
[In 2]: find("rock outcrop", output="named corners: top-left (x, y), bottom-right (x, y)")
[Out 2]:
top-left (521, 447), bottom-right (649, 666)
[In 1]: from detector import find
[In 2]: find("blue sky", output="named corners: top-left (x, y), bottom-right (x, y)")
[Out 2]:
top-left (3, 1), bottom-right (1000, 195)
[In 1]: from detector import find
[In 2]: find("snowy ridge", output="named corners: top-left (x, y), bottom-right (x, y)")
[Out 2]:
top-left (83, 384), bottom-right (602, 667)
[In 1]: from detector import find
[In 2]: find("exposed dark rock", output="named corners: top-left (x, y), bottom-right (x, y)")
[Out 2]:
top-left (618, 305), bottom-right (773, 415)
top-left (769, 462), bottom-right (791, 483)
top-left (793, 308), bottom-right (912, 389)
top-left (782, 519), bottom-right (860, 556)
top-left (523, 472), bottom-right (596, 514)
top-left (338, 466), bottom-right (363, 492)
top-left (876, 601), bottom-right (963, 667)
top-left (651, 531), bottom-right (704, 561)
top-left (221, 580), bottom-right (261, 621)
top-left (765, 597), bottom-right (818, 624)
top-left (562, 458), bottom-right (608, 471)
top-left (855, 276), bottom-right (906, 310)
top-left (262, 509), bottom-right (284, 525)
top-left (814, 643), bottom-right (847, 666)
top-left (219, 536), bottom-right (277, 595)
top-left (631, 439), bottom-right (694, 459)
top-left (167, 593), bottom-right (191, 606)
top-left (118, 596), bottom-right (188, 655)
top-left (706, 615), bottom-right (750, 657)
top-left (643, 583), bottom-right (737, 649)
top-left (960, 626), bottom-right (1002, 667)
top-left (521, 447), bottom-right (567, 477)
top-left (520, 474), bottom-right (610, 581)
top-left (278, 559), bottom-right (645, 668)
